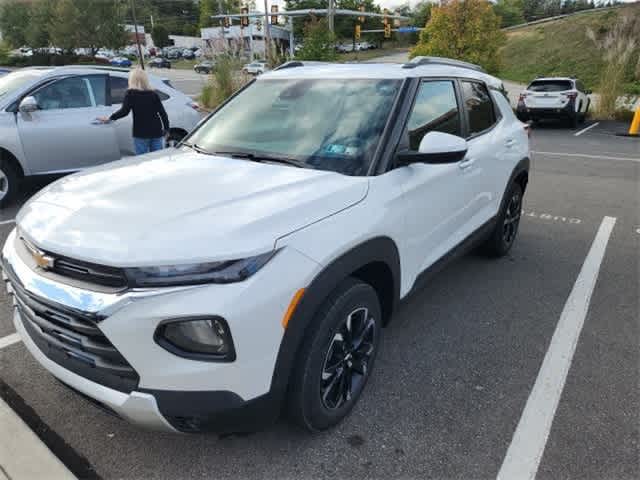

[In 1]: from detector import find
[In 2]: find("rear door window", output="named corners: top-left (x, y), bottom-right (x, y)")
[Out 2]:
top-left (527, 80), bottom-right (573, 92)
top-left (460, 81), bottom-right (496, 136)
top-left (109, 76), bottom-right (128, 104)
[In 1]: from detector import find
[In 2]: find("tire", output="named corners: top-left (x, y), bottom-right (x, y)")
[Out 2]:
top-left (0, 157), bottom-right (19, 209)
top-left (569, 113), bottom-right (579, 129)
top-left (288, 277), bottom-right (382, 432)
top-left (482, 182), bottom-right (523, 257)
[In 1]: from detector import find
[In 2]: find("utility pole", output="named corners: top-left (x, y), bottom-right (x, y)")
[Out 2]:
top-left (130, 0), bottom-right (145, 69)
top-left (150, 14), bottom-right (155, 29)
top-left (328, 0), bottom-right (335, 32)
top-left (263, 0), bottom-right (271, 63)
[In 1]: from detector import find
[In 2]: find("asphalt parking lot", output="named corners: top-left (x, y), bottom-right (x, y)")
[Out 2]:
top-left (0, 121), bottom-right (638, 480)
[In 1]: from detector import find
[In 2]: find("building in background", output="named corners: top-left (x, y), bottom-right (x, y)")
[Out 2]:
top-left (201, 13), bottom-right (290, 59)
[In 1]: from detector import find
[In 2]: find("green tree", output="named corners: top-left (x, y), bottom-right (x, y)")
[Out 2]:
top-left (410, 0), bottom-right (506, 74)
top-left (25, 0), bottom-right (54, 49)
top-left (199, 0), bottom-right (241, 29)
top-left (0, 1), bottom-right (30, 48)
top-left (76, 0), bottom-right (127, 53)
top-left (48, 0), bottom-right (82, 52)
top-left (285, 0), bottom-right (326, 39)
top-left (152, 25), bottom-right (171, 48)
top-left (522, 0), bottom-right (543, 20)
top-left (296, 16), bottom-right (337, 61)
top-left (493, 0), bottom-right (525, 27)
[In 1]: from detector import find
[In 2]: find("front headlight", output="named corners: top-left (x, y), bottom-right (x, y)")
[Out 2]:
top-left (125, 250), bottom-right (278, 287)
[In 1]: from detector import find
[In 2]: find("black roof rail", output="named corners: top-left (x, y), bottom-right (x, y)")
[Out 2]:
top-left (275, 60), bottom-right (330, 71)
top-left (275, 61), bottom-right (305, 70)
top-left (402, 56), bottom-right (486, 73)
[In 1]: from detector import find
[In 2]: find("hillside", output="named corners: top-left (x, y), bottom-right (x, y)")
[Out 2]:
top-left (499, 4), bottom-right (640, 94)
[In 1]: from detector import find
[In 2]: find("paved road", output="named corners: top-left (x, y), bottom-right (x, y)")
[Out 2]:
top-left (0, 121), bottom-right (637, 479)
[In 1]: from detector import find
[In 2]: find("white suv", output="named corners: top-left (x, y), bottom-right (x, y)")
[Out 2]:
top-left (516, 77), bottom-right (591, 127)
top-left (2, 57), bottom-right (530, 433)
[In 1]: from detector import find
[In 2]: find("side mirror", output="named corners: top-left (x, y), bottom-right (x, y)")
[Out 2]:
top-left (19, 96), bottom-right (39, 113)
top-left (397, 131), bottom-right (468, 165)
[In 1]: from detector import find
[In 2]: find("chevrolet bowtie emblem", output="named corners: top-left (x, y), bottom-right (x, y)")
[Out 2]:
top-left (22, 238), bottom-right (54, 270)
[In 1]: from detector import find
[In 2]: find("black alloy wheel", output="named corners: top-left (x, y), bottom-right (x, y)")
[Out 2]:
top-left (288, 277), bottom-right (382, 431)
top-left (502, 189), bottom-right (522, 247)
top-left (320, 307), bottom-right (376, 410)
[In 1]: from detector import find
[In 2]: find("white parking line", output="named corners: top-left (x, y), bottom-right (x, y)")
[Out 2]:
top-left (0, 333), bottom-right (21, 350)
top-left (532, 151), bottom-right (640, 163)
top-left (574, 122), bottom-right (599, 136)
top-left (0, 219), bottom-right (15, 226)
top-left (497, 216), bottom-right (617, 480)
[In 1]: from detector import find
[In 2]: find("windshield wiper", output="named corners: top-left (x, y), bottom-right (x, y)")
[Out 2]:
top-left (213, 151), bottom-right (307, 169)
top-left (182, 142), bottom-right (214, 155)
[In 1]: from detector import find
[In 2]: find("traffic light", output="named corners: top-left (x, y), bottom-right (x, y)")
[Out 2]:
top-left (241, 7), bottom-right (249, 27)
top-left (223, 16), bottom-right (230, 28)
top-left (358, 5), bottom-right (365, 23)
top-left (270, 5), bottom-right (278, 25)
top-left (256, 19), bottom-right (262, 31)
top-left (383, 8), bottom-right (390, 38)
top-left (355, 24), bottom-right (361, 40)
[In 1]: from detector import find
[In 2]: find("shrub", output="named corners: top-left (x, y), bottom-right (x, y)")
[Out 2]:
top-left (587, 13), bottom-right (639, 119)
top-left (199, 56), bottom-right (251, 110)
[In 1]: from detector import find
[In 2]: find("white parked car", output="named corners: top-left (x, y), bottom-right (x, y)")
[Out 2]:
top-left (243, 60), bottom-right (269, 75)
top-left (3, 57), bottom-right (529, 434)
top-left (0, 66), bottom-right (201, 206)
top-left (516, 77), bottom-right (591, 127)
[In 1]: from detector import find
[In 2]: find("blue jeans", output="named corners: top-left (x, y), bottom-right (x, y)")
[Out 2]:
top-left (134, 137), bottom-right (164, 155)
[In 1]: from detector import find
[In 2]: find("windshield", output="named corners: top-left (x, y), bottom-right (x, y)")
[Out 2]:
top-left (0, 70), bottom-right (45, 98)
top-left (188, 78), bottom-right (401, 176)
top-left (527, 80), bottom-right (573, 92)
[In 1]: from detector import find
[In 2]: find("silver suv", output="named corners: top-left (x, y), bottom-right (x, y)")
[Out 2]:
top-left (516, 77), bottom-right (591, 127)
top-left (0, 66), bottom-right (201, 206)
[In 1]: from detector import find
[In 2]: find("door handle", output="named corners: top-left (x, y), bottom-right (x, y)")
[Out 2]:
top-left (505, 139), bottom-right (516, 148)
top-left (459, 158), bottom-right (475, 169)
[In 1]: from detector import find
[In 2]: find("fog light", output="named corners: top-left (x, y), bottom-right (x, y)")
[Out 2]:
top-left (155, 317), bottom-right (235, 361)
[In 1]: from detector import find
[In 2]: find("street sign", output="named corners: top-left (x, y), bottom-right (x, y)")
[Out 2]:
top-left (396, 26), bottom-right (419, 33)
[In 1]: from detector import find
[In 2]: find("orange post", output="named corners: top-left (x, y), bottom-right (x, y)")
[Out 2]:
top-left (629, 106), bottom-right (640, 135)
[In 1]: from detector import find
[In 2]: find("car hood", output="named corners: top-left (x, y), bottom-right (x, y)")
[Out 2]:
top-left (17, 150), bottom-right (368, 266)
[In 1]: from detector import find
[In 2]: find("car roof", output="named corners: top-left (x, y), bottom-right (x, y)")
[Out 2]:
top-left (18, 65), bottom-right (171, 85)
top-left (529, 77), bottom-right (576, 82)
top-left (262, 61), bottom-right (504, 90)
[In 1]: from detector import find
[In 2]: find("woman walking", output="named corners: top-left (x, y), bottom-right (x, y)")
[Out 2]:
top-left (98, 68), bottom-right (169, 155)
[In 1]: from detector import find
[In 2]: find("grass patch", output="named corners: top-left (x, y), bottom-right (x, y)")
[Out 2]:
top-left (499, 4), bottom-right (639, 94)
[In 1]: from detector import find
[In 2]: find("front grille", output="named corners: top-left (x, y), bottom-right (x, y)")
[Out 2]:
top-left (3, 262), bottom-right (139, 393)
top-left (17, 234), bottom-right (128, 289)
top-left (51, 256), bottom-right (128, 289)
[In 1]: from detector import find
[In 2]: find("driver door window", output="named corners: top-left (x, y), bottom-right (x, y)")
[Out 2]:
top-left (34, 77), bottom-right (93, 110)
top-left (404, 80), bottom-right (461, 151)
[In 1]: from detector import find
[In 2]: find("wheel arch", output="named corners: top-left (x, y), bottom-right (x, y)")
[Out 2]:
top-left (270, 237), bottom-right (401, 404)
top-left (0, 147), bottom-right (25, 178)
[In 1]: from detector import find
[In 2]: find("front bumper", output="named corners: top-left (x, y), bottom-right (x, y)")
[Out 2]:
top-left (2, 228), bottom-right (320, 432)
